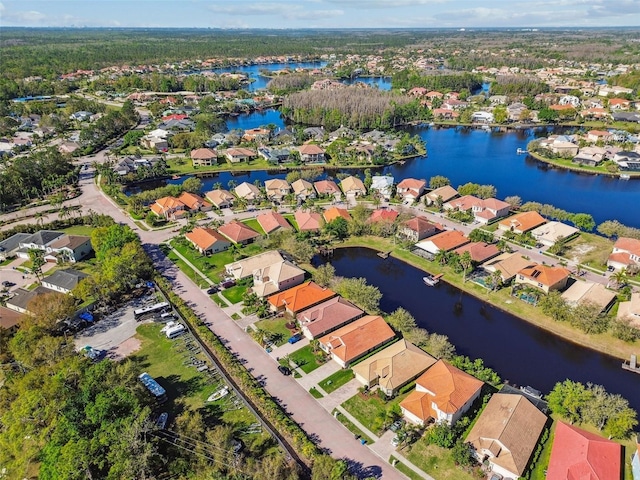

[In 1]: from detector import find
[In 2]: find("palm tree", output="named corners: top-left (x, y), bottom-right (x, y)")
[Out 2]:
top-left (58, 205), bottom-right (71, 221)
top-left (611, 269), bottom-right (628, 289)
top-left (434, 249), bottom-right (450, 266)
top-left (459, 251), bottom-right (473, 282)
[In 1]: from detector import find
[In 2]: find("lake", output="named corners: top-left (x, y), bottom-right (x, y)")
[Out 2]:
top-left (319, 247), bottom-right (640, 413)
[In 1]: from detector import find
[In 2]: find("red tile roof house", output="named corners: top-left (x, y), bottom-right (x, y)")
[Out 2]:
top-left (400, 359), bottom-right (484, 426)
top-left (396, 178), bottom-right (426, 203)
top-left (294, 210), bottom-right (323, 231)
top-left (498, 211), bottom-right (546, 234)
top-left (297, 297), bottom-right (364, 339)
top-left (314, 180), bottom-right (341, 199)
top-left (323, 206), bottom-right (351, 223)
top-left (607, 237), bottom-right (640, 271)
top-left (267, 281), bottom-right (337, 316)
top-left (177, 192), bottom-right (212, 212)
top-left (185, 227), bottom-right (231, 255)
top-left (217, 221), bottom-right (261, 245)
top-left (516, 264), bottom-right (571, 293)
top-left (453, 242), bottom-right (501, 264)
top-left (318, 315), bottom-right (396, 368)
top-left (257, 211), bottom-right (292, 235)
top-left (368, 208), bottom-right (399, 224)
top-left (398, 217), bottom-right (439, 243)
top-left (444, 195), bottom-right (511, 224)
top-left (546, 421), bottom-right (622, 480)
top-left (586, 130), bottom-right (614, 143)
top-left (150, 196), bottom-right (187, 220)
top-left (415, 230), bottom-right (470, 256)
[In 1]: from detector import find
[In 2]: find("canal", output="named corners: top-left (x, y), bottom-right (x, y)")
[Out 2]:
top-left (318, 247), bottom-right (640, 413)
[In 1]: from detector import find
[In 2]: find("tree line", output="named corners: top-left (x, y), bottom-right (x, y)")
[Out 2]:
top-left (392, 70), bottom-right (482, 93)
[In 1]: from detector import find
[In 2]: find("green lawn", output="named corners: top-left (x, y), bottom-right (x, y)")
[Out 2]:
top-left (333, 410), bottom-right (374, 445)
top-left (61, 225), bottom-right (95, 236)
top-left (242, 218), bottom-right (266, 236)
top-left (212, 294), bottom-right (228, 308)
top-left (530, 425), bottom-right (555, 480)
top-left (254, 317), bottom-right (293, 346)
top-left (282, 214), bottom-right (299, 231)
top-left (318, 368), bottom-right (354, 394)
top-left (341, 390), bottom-right (411, 435)
top-left (389, 457), bottom-right (423, 480)
top-left (166, 247), bottom-right (209, 289)
top-left (290, 344), bottom-right (324, 374)
top-left (309, 387), bottom-right (324, 399)
top-left (221, 284), bottom-right (248, 304)
top-left (564, 232), bottom-right (613, 270)
top-left (403, 441), bottom-right (478, 480)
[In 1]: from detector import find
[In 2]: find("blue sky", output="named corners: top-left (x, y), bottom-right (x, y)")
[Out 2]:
top-left (2, 0), bottom-right (640, 28)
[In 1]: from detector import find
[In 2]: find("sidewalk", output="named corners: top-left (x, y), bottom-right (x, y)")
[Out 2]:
top-left (168, 245), bottom-right (214, 286)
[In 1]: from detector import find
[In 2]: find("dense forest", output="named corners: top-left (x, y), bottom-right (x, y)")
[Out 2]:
top-left (281, 88), bottom-right (430, 130)
top-left (392, 70), bottom-right (482, 93)
top-left (267, 74), bottom-right (325, 95)
top-left (489, 75), bottom-right (550, 96)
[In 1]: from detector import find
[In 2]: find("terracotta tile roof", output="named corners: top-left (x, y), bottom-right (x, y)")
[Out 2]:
top-left (319, 315), bottom-right (396, 365)
top-left (295, 210), bottom-right (323, 231)
top-left (177, 192), bottom-right (211, 210)
top-left (397, 178), bottom-right (426, 190)
top-left (499, 211), bottom-right (546, 233)
top-left (482, 198), bottom-right (510, 211)
top-left (190, 148), bottom-right (217, 159)
top-left (268, 281), bottom-right (336, 313)
top-left (412, 360), bottom-right (483, 417)
top-left (185, 227), bottom-right (229, 251)
top-left (217, 221), bottom-right (260, 244)
top-left (607, 251), bottom-right (633, 266)
top-left (205, 189), bottom-right (234, 207)
top-left (324, 207), bottom-right (351, 223)
top-left (613, 237), bottom-right (640, 257)
top-left (518, 264), bottom-right (571, 287)
top-left (453, 242), bottom-right (500, 263)
top-left (546, 422), bottom-right (621, 480)
top-left (465, 393), bottom-right (547, 477)
top-left (314, 180), bottom-right (341, 195)
top-left (297, 297), bottom-right (364, 338)
top-left (369, 209), bottom-right (399, 223)
top-left (155, 196), bottom-right (185, 210)
top-left (429, 230), bottom-right (470, 251)
top-left (257, 211), bottom-right (291, 234)
top-left (402, 216), bottom-right (436, 235)
top-left (298, 144), bottom-right (325, 154)
top-left (445, 195), bottom-right (483, 211)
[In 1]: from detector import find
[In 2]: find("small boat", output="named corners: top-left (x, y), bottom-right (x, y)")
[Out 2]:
top-left (620, 174), bottom-right (631, 180)
top-left (207, 385), bottom-right (230, 402)
top-left (423, 274), bottom-right (443, 286)
top-left (481, 125), bottom-right (491, 132)
top-left (516, 148), bottom-right (527, 155)
top-left (171, 175), bottom-right (181, 180)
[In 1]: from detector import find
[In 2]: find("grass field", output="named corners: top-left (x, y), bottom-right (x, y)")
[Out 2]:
top-left (290, 344), bottom-right (324, 374)
top-left (61, 225), bottom-right (96, 235)
top-left (564, 232), bottom-right (613, 270)
top-left (342, 390), bottom-right (411, 436)
top-left (221, 284), bottom-right (248, 304)
top-left (165, 246), bottom-right (209, 288)
top-left (254, 317), bottom-right (293, 346)
top-left (389, 457), bottom-right (423, 480)
top-left (282, 214), bottom-right (299, 231)
top-left (333, 410), bottom-right (374, 445)
top-left (403, 441), bottom-right (478, 480)
top-left (319, 368), bottom-right (354, 394)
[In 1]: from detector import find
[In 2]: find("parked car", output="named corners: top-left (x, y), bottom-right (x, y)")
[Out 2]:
top-left (221, 280), bottom-right (236, 289)
top-left (287, 334), bottom-right (301, 344)
top-left (206, 286), bottom-right (219, 294)
top-left (155, 412), bottom-right (168, 430)
top-left (277, 365), bottom-right (291, 376)
top-left (390, 419), bottom-right (404, 432)
top-left (391, 436), bottom-right (400, 447)
top-left (1, 281), bottom-right (14, 288)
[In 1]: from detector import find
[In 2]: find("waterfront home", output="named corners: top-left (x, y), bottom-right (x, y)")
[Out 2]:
top-left (562, 281), bottom-right (616, 313)
top-left (353, 340), bottom-right (436, 397)
top-left (471, 111), bottom-right (494, 123)
top-left (42, 269), bottom-right (89, 294)
top-left (217, 221), bottom-right (260, 245)
top-left (177, 192), bottom-right (212, 212)
top-left (264, 179), bottom-right (291, 203)
top-left (425, 185), bottom-right (458, 206)
top-left (613, 151), bottom-right (640, 170)
top-left (190, 148), bottom-right (218, 167)
top-left (150, 196), bottom-right (187, 220)
top-left (318, 315), bottom-right (395, 368)
top-left (516, 264), bottom-right (571, 293)
top-left (531, 221), bottom-right (579, 247)
top-left (398, 217), bottom-right (439, 243)
top-left (396, 178), bottom-right (426, 203)
top-left (498, 211), bottom-right (546, 234)
top-left (400, 360), bottom-right (484, 427)
top-left (234, 182), bottom-right (262, 202)
top-left (294, 210), bottom-right (323, 231)
top-left (185, 227), bottom-right (231, 255)
top-left (586, 130), bottom-right (613, 143)
top-left (609, 98), bottom-right (632, 110)
top-left (205, 189), bottom-right (235, 209)
top-left (257, 211), bottom-right (291, 235)
top-left (432, 108), bottom-right (459, 120)
top-left (466, 393), bottom-right (547, 480)
top-left (416, 230), bottom-right (470, 256)
top-left (291, 179), bottom-right (316, 202)
top-left (546, 422), bottom-right (621, 480)
top-left (482, 252), bottom-right (536, 283)
top-left (617, 293), bottom-right (640, 328)
top-left (267, 281), bottom-right (336, 315)
top-left (224, 147), bottom-right (256, 163)
top-left (323, 206), bottom-right (351, 223)
top-left (314, 179), bottom-right (341, 200)
top-left (297, 144), bottom-right (326, 163)
top-left (443, 195), bottom-right (511, 224)
top-left (507, 102), bottom-right (528, 121)
top-left (297, 297), bottom-right (364, 340)
top-left (573, 146), bottom-right (607, 166)
top-left (607, 237), bottom-right (640, 271)
top-left (539, 136), bottom-right (579, 157)
top-left (453, 242), bottom-right (501, 264)
top-left (369, 208), bottom-right (399, 224)
top-left (258, 146), bottom-right (291, 164)
top-left (370, 175), bottom-right (394, 200)
top-left (340, 175), bottom-right (367, 198)
top-left (242, 127), bottom-right (270, 142)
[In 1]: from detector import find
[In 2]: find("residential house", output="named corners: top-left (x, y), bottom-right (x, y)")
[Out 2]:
top-left (416, 230), bottom-right (470, 256)
top-left (291, 179), bottom-right (316, 202)
top-left (257, 211), bottom-right (292, 235)
top-left (400, 360), bottom-right (484, 426)
top-left (185, 227), bottom-right (231, 255)
top-left (432, 108), bottom-right (459, 120)
top-left (44, 235), bottom-right (93, 263)
top-left (258, 147), bottom-right (291, 164)
top-left (0, 233), bottom-right (31, 261)
top-left (141, 135), bottom-right (168, 152)
top-left (442, 99), bottom-right (468, 110)
top-left (41, 269), bottom-right (88, 294)
top-left (150, 196), bottom-right (187, 220)
top-left (190, 148), bottom-right (218, 167)
top-left (482, 253), bottom-right (536, 283)
top-left (444, 196), bottom-right (511, 224)
top-left (267, 281), bottom-right (336, 315)
top-left (69, 111), bottom-right (93, 122)
top-left (16, 230), bottom-right (65, 260)
top-left (58, 141), bottom-right (80, 155)
top-left (540, 137), bottom-right (580, 157)
top-left (323, 207), bottom-right (351, 223)
top-left (353, 340), bottom-right (437, 397)
top-left (264, 179), bottom-right (291, 203)
top-left (396, 178), bottom-right (426, 203)
top-left (234, 182), bottom-right (262, 202)
top-left (318, 315), bottom-right (396, 368)
top-left (489, 95), bottom-right (508, 105)
top-left (370, 176), bottom-right (394, 200)
top-left (598, 85), bottom-right (634, 97)
top-left (295, 210), bottom-right (323, 231)
top-left (425, 185), bottom-right (459, 206)
top-left (507, 103), bottom-right (528, 122)
top-left (0, 307), bottom-right (22, 334)
top-left (314, 180), bottom-right (341, 199)
top-left (224, 147), bottom-right (256, 163)
top-left (498, 211), bottom-right (546, 234)
top-left (562, 281), bottom-right (616, 313)
top-left (297, 144), bottom-right (326, 163)
top-left (217, 221), bottom-right (260, 245)
top-left (573, 146), bottom-right (607, 166)
top-left (613, 151), bottom-right (640, 171)
top-left (617, 293), bottom-right (640, 328)
top-left (328, 126), bottom-right (356, 141)
top-left (177, 192), bottom-right (212, 212)
top-left (516, 264), bottom-right (571, 293)
top-left (546, 422), bottom-right (621, 480)
top-left (398, 217), bottom-right (439, 243)
top-left (340, 176), bottom-right (367, 197)
top-left (453, 242), bottom-right (501, 264)
top-left (531, 221), bottom-right (579, 247)
top-left (369, 208), bottom-right (399, 224)
top-left (297, 297), bottom-right (364, 340)
top-left (607, 237), bottom-right (640, 271)
top-left (303, 126), bottom-right (325, 141)
top-left (466, 393), bottom-right (547, 480)
top-left (609, 98), bottom-right (631, 110)
top-left (242, 128), bottom-right (270, 142)
top-left (6, 286), bottom-right (58, 315)
top-left (205, 189), bottom-right (234, 209)
top-left (586, 130), bottom-right (613, 143)
top-left (471, 111), bottom-right (494, 123)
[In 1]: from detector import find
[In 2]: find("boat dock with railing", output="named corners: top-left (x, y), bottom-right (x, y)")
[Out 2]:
top-left (622, 354), bottom-right (640, 374)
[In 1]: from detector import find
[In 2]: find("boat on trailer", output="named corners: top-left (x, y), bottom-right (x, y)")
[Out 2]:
top-left (423, 274), bottom-right (443, 286)
top-left (207, 385), bottom-right (230, 402)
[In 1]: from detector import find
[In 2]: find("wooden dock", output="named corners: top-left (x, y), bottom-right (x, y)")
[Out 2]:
top-left (377, 251), bottom-right (391, 259)
top-left (622, 354), bottom-right (640, 374)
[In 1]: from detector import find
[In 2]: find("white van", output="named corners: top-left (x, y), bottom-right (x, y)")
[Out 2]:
top-left (160, 321), bottom-right (176, 333)
top-left (160, 311), bottom-right (174, 319)
top-left (165, 323), bottom-right (186, 339)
